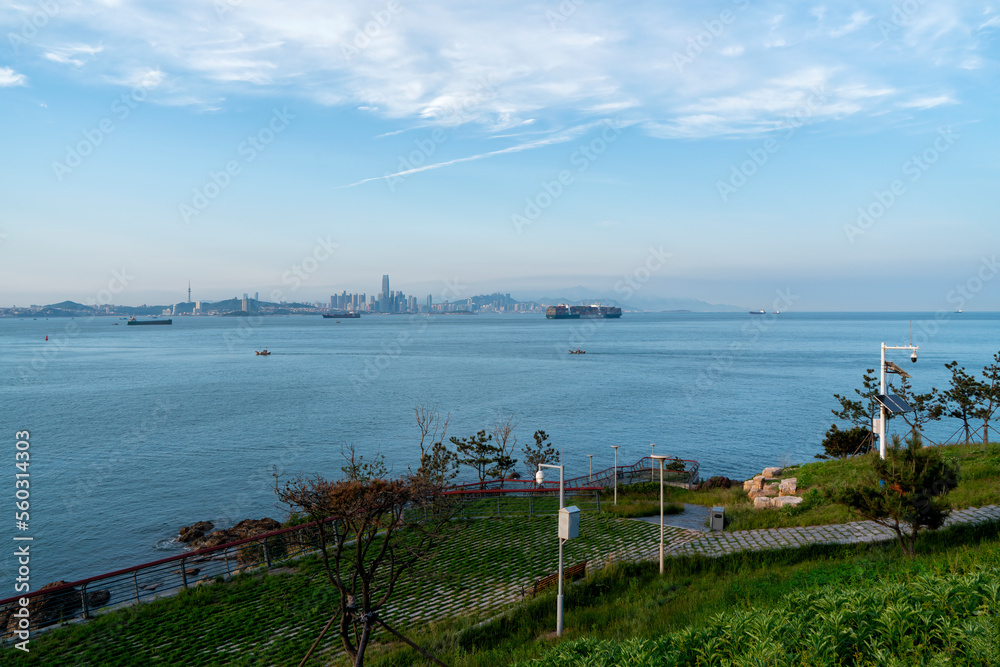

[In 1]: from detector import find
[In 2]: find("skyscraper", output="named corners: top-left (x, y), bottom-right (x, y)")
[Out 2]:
top-left (381, 274), bottom-right (390, 313)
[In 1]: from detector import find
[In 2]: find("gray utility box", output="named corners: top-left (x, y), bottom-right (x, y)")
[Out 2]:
top-left (559, 506), bottom-right (580, 540)
top-left (710, 507), bottom-right (725, 532)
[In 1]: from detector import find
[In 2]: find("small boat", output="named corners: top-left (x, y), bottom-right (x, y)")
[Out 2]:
top-left (255, 349), bottom-right (271, 356)
top-left (749, 310), bottom-right (765, 315)
top-left (569, 348), bottom-right (586, 354)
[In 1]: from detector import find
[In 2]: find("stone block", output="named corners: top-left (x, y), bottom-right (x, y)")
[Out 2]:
top-left (753, 496), bottom-right (773, 509)
top-left (779, 478), bottom-right (798, 495)
top-left (762, 467), bottom-right (783, 478)
top-left (743, 475), bottom-right (765, 492)
top-left (773, 496), bottom-right (804, 508)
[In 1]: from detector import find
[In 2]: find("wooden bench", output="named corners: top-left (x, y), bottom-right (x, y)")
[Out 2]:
top-left (525, 560), bottom-right (587, 598)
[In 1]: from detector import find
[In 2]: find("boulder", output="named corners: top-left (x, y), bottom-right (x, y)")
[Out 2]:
top-left (178, 521), bottom-right (215, 543)
top-left (743, 475), bottom-right (766, 492)
top-left (753, 496), bottom-right (774, 509)
top-left (772, 496), bottom-right (804, 508)
top-left (699, 476), bottom-right (738, 490)
top-left (779, 478), bottom-right (798, 495)
top-left (5, 581), bottom-right (80, 635)
top-left (748, 486), bottom-right (778, 499)
top-left (83, 589), bottom-right (111, 609)
top-left (762, 467), bottom-right (783, 478)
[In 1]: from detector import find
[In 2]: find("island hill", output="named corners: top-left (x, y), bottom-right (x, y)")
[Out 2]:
top-left (3, 298), bottom-right (333, 318)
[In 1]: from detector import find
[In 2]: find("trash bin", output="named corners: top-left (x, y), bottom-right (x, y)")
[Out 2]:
top-left (710, 506), bottom-right (725, 532)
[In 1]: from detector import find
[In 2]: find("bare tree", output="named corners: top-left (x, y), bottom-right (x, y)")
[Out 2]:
top-left (490, 413), bottom-right (520, 484)
top-left (414, 404), bottom-right (458, 486)
top-left (275, 469), bottom-right (457, 666)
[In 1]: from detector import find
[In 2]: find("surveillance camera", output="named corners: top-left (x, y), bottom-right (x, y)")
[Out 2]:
top-left (910, 351), bottom-right (918, 363)
top-left (535, 470), bottom-right (544, 484)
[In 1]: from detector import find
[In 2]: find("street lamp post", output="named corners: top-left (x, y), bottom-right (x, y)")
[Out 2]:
top-left (535, 463), bottom-right (565, 636)
top-left (610, 445), bottom-right (620, 506)
top-left (650, 443), bottom-right (656, 482)
top-left (878, 342), bottom-right (918, 459)
top-left (651, 455), bottom-right (669, 574)
top-left (588, 454), bottom-right (593, 482)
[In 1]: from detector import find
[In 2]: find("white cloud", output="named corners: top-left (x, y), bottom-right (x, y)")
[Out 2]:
top-left (899, 95), bottom-right (956, 110)
top-left (830, 11), bottom-right (872, 37)
top-left (0, 1), bottom-right (989, 139)
top-left (0, 67), bottom-right (26, 86)
top-left (42, 43), bottom-right (103, 67)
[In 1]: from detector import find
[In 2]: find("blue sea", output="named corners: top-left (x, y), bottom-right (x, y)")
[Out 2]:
top-left (2, 311), bottom-right (998, 585)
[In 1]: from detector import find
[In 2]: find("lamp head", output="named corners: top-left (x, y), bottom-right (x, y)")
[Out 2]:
top-left (535, 469), bottom-right (544, 484)
top-left (910, 350), bottom-right (918, 363)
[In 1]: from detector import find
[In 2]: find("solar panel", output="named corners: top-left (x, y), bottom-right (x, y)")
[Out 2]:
top-left (883, 361), bottom-right (912, 379)
top-left (876, 394), bottom-right (913, 414)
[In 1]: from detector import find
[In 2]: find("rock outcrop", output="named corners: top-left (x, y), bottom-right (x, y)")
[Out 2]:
top-left (185, 518), bottom-right (282, 551)
top-left (178, 521), bottom-right (215, 543)
top-left (699, 476), bottom-right (738, 490)
top-left (744, 467), bottom-right (802, 510)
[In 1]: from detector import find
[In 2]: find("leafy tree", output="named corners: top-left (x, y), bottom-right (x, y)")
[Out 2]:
top-left (450, 429), bottom-right (501, 486)
top-left (490, 413), bottom-right (520, 484)
top-left (830, 434), bottom-right (959, 557)
top-left (934, 361), bottom-right (984, 444)
top-left (832, 368), bottom-right (881, 431)
top-left (340, 443), bottom-right (388, 481)
top-left (816, 424), bottom-right (872, 459)
top-left (891, 374), bottom-right (939, 440)
top-left (976, 351), bottom-right (1000, 444)
top-left (413, 404), bottom-right (458, 486)
top-left (521, 430), bottom-right (559, 477)
top-left (274, 469), bottom-right (457, 666)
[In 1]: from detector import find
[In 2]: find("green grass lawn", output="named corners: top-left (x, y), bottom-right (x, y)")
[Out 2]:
top-left (367, 520), bottom-right (1000, 666)
top-left (610, 442), bottom-right (1000, 532)
top-left (3, 513), bottom-right (683, 666)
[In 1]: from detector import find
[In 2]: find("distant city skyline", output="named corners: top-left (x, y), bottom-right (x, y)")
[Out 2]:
top-left (2, 2), bottom-right (998, 311)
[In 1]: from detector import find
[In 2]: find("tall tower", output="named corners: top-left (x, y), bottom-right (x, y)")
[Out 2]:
top-left (188, 281), bottom-right (192, 304)
top-left (381, 274), bottom-right (390, 313)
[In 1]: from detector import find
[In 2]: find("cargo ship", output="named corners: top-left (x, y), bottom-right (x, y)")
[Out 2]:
top-left (322, 313), bottom-right (361, 319)
top-left (545, 305), bottom-right (622, 319)
top-left (126, 317), bottom-right (172, 325)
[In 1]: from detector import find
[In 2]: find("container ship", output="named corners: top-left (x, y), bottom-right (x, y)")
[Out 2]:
top-left (126, 317), bottom-right (172, 325)
top-left (545, 305), bottom-right (622, 319)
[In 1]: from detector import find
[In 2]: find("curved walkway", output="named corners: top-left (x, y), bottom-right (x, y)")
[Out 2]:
top-left (661, 505), bottom-right (1000, 558)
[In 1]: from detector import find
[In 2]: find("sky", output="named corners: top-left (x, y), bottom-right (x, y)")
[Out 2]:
top-left (1, 0), bottom-right (998, 311)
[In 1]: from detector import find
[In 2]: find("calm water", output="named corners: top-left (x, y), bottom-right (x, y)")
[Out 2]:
top-left (2, 311), bottom-right (998, 584)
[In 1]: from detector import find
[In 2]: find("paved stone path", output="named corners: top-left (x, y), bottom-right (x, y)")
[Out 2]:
top-left (662, 505), bottom-right (1000, 557)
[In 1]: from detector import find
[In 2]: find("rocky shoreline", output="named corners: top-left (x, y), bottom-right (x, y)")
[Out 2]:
top-left (176, 518), bottom-right (283, 550)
